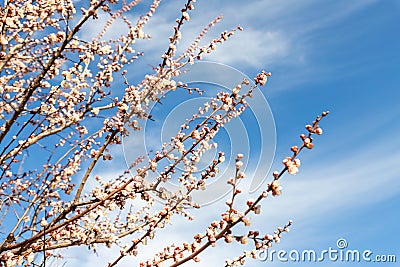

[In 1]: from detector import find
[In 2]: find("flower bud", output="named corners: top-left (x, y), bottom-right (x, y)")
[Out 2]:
top-left (305, 142), bottom-right (314, 149)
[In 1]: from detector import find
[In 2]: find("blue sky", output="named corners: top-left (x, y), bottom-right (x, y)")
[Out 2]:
top-left (64, 0), bottom-right (400, 266)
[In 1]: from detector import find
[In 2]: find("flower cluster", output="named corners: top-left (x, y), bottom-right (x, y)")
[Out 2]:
top-left (254, 71), bottom-right (272, 86)
top-left (282, 157), bottom-right (301, 175)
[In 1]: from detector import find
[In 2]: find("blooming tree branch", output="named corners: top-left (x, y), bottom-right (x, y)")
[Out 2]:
top-left (0, 0), bottom-right (329, 266)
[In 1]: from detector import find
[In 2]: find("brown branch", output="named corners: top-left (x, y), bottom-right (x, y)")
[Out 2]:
top-left (0, 0), bottom-right (107, 144)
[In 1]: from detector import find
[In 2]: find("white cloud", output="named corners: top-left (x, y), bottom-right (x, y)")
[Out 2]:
top-left (202, 28), bottom-right (289, 68)
top-left (77, 13), bottom-right (129, 41)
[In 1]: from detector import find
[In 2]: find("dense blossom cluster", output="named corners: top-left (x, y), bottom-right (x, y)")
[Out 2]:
top-left (0, 0), bottom-right (328, 266)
